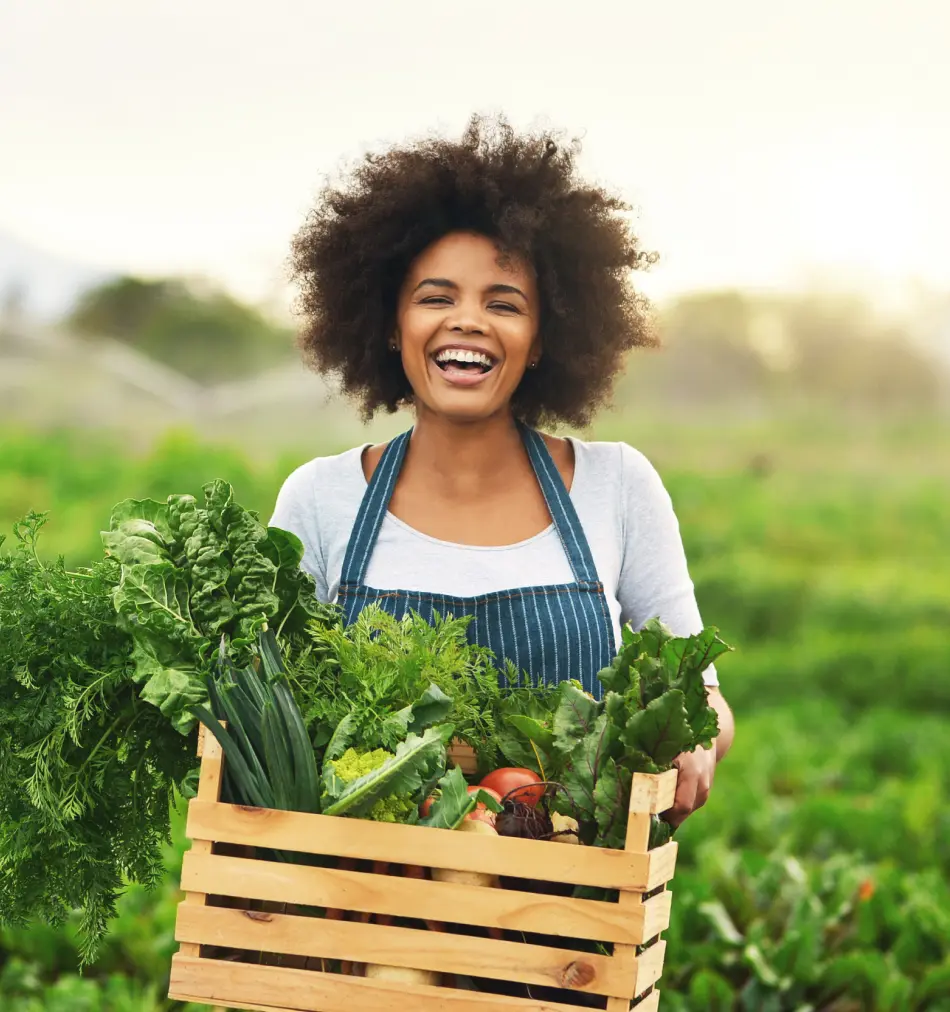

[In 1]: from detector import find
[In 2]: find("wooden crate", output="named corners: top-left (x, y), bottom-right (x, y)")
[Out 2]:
top-left (168, 727), bottom-right (678, 1012)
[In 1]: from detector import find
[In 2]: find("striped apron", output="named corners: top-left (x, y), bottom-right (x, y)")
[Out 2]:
top-left (337, 425), bottom-right (615, 695)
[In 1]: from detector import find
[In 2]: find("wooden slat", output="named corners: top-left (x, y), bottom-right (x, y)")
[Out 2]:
top-left (187, 800), bottom-right (652, 891)
top-left (645, 842), bottom-right (678, 892)
top-left (181, 850), bottom-right (649, 944)
top-left (607, 802), bottom-right (652, 1012)
top-left (640, 890), bottom-right (673, 943)
top-left (169, 954), bottom-right (612, 1012)
top-left (175, 903), bottom-right (636, 998)
top-left (629, 771), bottom-right (678, 816)
top-left (633, 988), bottom-right (661, 1011)
top-left (178, 728), bottom-right (224, 960)
top-left (632, 942), bottom-right (666, 997)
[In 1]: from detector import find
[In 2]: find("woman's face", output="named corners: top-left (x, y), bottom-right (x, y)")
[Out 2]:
top-left (395, 231), bottom-right (540, 424)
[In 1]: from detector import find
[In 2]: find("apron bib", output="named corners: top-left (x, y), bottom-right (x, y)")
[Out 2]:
top-left (337, 425), bottom-right (615, 695)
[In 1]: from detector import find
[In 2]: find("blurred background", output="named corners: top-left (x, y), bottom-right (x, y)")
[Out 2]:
top-left (1, 1), bottom-right (948, 1010)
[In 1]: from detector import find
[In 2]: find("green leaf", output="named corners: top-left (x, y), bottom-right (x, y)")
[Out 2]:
top-left (559, 712), bottom-right (620, 833)
top-left (622, 689), bottom-right (693, 768)
top-left (407, 683), bottom-right (454, 733)
top-left (105, 497), bottom-right (175, 543)
top-left (271, 681), bottom-right (321, 813)
top-left (418, 766), bottom-right (477, 830)
top-left (593, 758), bottom-right (631, 850)
top-left (506, 714), bottom-right (556, 753)
top-left (378, 705), bottom-right (414, 750)
top-left (101, 519), bottom-right (171, 566)
top-left (495, 727), bottom-right (545, 773)
top-left (262, 701), bottom-right (295, 810)
top-left (597, 624), bottom-right (641, 696)
top-left (322, 727), bottom-right (447, 818)
top-left (325, 712), bottom-right (358, 762)
top-left (553, 682), bottom-right (602, 754)
top-left (113, 560), bottom-right (197, 643)
top-left (138, 659), bottom-right (207, 734)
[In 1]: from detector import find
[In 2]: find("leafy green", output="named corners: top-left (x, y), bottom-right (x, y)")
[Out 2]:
top-left (528, 620), bottom-right (730, 851)
top-left (105, 481), bottom-right (324, 732)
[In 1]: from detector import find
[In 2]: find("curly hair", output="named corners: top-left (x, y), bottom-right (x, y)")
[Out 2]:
top-left (290, 115), bottom-right (657, 428)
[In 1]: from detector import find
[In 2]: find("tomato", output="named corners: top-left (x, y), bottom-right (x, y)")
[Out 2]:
top-left (419, 795), bottom-right (435, 818)
top-left (479, 767), bottom-right (545, 808)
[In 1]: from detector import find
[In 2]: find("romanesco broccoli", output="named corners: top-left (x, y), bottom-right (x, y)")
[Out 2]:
top-left (330, 747), bottom-right (417, 823)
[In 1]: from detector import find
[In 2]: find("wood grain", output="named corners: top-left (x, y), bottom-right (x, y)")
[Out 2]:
top-left (169, 954), bottom-right (612, 1012)
top-left (175, 903), bottom-right (636, 998)
top-left (180, 850), bottom-right (657, 944)
top-left (186, 800), bottom-right (652, 891)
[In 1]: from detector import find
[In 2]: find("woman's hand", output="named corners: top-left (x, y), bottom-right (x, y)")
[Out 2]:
top-left (665, 746), bottom-right (717, 829)
top-left (665, 687), bottom-right (734, 829)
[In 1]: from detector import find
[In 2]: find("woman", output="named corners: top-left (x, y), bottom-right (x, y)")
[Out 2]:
top-left (271, 117), bottom-right (734, 827)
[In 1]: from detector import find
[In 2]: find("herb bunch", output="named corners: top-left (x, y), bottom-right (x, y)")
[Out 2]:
top-left (0, 513), bottom-right (193, 961)
top-left (290, 605), bottom-right (503, 761)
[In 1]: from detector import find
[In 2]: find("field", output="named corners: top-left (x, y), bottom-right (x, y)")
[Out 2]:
top-left (1, 415), bottom-right (949, 1012)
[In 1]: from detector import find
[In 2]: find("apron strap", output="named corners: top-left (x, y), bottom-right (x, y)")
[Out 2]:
top-left (520, 424), bottom-right (600, 585)
top-left (339, 429), bottom-right (412, 586)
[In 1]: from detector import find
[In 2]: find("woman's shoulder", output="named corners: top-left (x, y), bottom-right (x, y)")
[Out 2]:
top-left (270, 444), bottom-right (368, 525)
top-left (567, 435), bottom-right (667, 497)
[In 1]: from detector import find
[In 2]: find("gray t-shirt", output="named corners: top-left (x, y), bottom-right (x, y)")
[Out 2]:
top-left (269, 437), bottom-right (718, 685)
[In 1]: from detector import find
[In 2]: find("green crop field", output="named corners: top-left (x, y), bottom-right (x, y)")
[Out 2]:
top-left (1, 417), bottom-right (949, 1012)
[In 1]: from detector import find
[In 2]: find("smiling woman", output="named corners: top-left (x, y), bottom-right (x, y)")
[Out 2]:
top-left (274, 115), bottom-right (734, 826)
top-left (396, 232), bottom-right (540, 423)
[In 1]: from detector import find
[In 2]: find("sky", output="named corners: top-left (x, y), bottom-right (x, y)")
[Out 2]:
top-left (1, 0), bottom-right (948, 311)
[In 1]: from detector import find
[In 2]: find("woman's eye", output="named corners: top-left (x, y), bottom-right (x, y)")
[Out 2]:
top-left (490, 302), bottom-right (520, 313)
top-left (419, 296), bottom-right (452, 305)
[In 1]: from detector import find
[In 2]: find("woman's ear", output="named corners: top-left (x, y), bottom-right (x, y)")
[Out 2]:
top-left (528, 337), bottom-right (542, 369)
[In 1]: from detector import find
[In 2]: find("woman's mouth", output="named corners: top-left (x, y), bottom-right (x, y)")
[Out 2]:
top-left (430, 347), bottom-right (498, 386)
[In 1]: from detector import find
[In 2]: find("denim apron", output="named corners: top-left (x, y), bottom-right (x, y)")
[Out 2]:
top-left (337, 425), bottom-right (616, 695)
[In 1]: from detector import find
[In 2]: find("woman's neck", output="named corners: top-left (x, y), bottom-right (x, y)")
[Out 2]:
top-left (406, 410), bottom-right (530, 500)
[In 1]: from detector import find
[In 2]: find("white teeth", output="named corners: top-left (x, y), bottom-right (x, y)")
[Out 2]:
top-left (435, 348), bottom-right (494, 368)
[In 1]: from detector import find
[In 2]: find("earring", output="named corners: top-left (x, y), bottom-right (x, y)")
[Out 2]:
top-left (529, 360), bottom-right (538, 369)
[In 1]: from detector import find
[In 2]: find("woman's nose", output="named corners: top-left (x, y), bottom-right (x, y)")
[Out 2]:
top-left (445, 297), bottom-right (489, 335)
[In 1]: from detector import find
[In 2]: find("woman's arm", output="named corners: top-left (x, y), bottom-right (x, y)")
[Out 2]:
top-left (666, 687), bottom-right (734, 829)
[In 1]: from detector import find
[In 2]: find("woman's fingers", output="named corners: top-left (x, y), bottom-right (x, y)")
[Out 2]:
top-left (667, 764), bottom-right (699, 828)
top-left (666, 749), bottom-right (715, 828)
